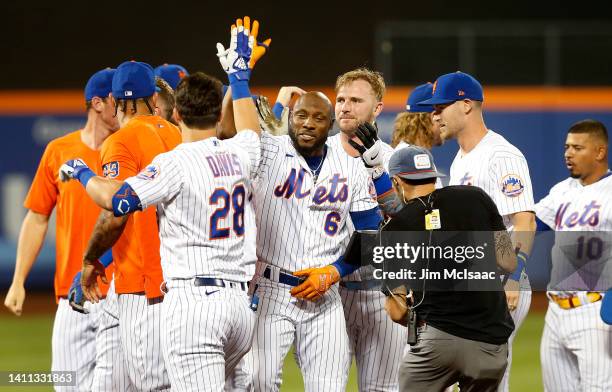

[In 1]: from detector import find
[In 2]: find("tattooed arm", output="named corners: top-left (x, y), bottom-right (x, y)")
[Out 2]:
top-left (81, 210), bottom-right (128, 302)
top-left (494, 230), bottom-right (517, 273)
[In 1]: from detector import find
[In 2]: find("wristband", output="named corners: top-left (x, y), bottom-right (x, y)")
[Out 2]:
top-left (99, 249), bottom-right (113, 268)
top-left (230, 79), bottom-right (251, 100)
top-left (332, 256), bottom-right (358, 277)
top-left (272, 102), bottom-right (284, 119)
top-left (373, 171), bottom-right (393, 195)
top-left (76, 168), bottom-right (96, 188)
top-left (509, 252), bottom-right (528, 281)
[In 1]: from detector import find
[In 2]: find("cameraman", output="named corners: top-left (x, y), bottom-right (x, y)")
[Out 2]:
top-left (381, 146), bottom-right (516, 392)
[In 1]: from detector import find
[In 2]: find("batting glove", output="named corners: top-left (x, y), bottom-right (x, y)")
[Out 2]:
top-left (68, 272), bottom-right (88, 314)
top-left (248, 17), bottom-right (271, 69)
top-left (349, 122), bottom-right (386, 179)
top-left (58, 158), bottom-right (90, 182)
top-left (290, 265), bottom-right (340, 301)
top-left (255, 95), bottom-right (289, 136)
top-left (216, 17), bottom-right (253, 84)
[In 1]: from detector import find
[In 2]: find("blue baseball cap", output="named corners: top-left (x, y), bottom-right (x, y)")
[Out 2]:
top-left (388, 145), bottom-right (445, 180)
top-left (419, 71), bottom-right (484, 106)
top-left (112, 61), bottom-right (156, 100)
top-left (85, 68), bottom-right (115, 101)
top-left (406, 83), bottom-right (434, 113)
top-left (154, 64), bottom-right (188, 90)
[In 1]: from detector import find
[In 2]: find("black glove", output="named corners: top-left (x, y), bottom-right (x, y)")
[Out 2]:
top-left (348, 123), bottom-right (384, 168)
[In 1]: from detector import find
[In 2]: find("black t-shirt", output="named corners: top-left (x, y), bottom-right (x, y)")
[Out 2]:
top-left (384, 185), bottom-right (515, 345)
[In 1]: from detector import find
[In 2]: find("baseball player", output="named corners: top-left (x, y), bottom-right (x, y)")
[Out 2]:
top-left (3, 68), bottom-right (117, 391)
top-left (332, 67), bottom-right (404, 391)
top-left (60, 19), bottom-right (262, 391)
top-left (74, 60), bottom-right (181, 391)
top-left (155, 76), bottom-right (177, 124)
top-left (420, 71), bottom-right (536, 392)
top-left (534, 119), bottom-right (612, 392)
top-left (242, 85), bottom-right (382, 391)
top-left (154, 63), bottom-right (189, 90)
top-left (391, 82), bottom-right (442, 151)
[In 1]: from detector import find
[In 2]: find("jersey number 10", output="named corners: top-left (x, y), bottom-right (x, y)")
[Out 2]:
top-left (209, 184), bottom-right (246, 239)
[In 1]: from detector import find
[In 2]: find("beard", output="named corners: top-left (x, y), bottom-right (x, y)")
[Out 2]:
top-left (288, 127), bottom-right (327, 157)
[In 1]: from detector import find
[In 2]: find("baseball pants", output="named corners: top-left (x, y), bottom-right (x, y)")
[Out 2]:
top-left (497, 276), bottom-right (532, 392)
top-left (541, 298), bottom-right (612, 392)
top-left (117, 293), bottom-right (169, 391)
top-left (340, 286), bottom-right (405, 391)
top-left (51, 298), bottom-right (102, 391)
top-left (252, 277), bottom-right (351, 392)
top-left (226, 350), bottom-right (254, 391)
top-left (91, 280), bottom-right (134, 392)
top-left (162, 280), bottom-right (255, 392)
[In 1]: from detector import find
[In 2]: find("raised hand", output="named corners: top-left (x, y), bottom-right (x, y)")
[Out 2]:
top-left (349, 122), bottom-right (384, 168)
top-left (248, 17), bottom-right (271, 69)
top-left (216, 17), bottom-right (254, 83)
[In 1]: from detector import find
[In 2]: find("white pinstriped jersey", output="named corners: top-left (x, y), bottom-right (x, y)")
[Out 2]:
top-left (449, 130), bottom-right (535, 228)
top-left (534, 177), bottom-right (582, 228)
top-left (242, 191), bottom-right (257, 277)
top-left (535, 173), bottom-right (612, 291)
top-left (328, 134), bottom-right (392, 281)
top-left (252, 132), bottom-right (378, 272)
top-left (125, 130), bottom-right (260, 282)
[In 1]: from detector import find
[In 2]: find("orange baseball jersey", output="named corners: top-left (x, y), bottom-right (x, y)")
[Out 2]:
top-left (100, 115), bottom-right (180, 298)
top-left (156, 120), bottom-right (182, 151)
top-left (24, 130), bottom-right (114, 301)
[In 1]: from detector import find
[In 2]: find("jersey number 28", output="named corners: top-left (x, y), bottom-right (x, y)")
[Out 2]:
top-left (209, 184), bottom-right (246, 239)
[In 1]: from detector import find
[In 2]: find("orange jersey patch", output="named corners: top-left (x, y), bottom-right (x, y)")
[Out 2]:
top-left (100, 115), bottom-right (178, 298)
top-left (24, 130), bottom-right (114, 300)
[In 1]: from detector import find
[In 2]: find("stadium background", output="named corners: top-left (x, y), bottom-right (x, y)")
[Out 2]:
top-left (2, 2), bottom-right (612, 390)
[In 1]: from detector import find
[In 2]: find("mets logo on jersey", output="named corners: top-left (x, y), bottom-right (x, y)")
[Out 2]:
top-left (500, 174), bottom-right (524, 197)
top-left (136, 164), bottom-right (160, 180)
top-left (102, 161), bottom-right (119, 179)
top-left (459, 172), bottom-right (473, 186)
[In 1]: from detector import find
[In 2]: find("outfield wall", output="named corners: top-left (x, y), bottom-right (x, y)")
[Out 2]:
top-left (1, 88), bottom-right (611, 289)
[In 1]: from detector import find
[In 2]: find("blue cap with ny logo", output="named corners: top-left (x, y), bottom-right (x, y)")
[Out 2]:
top-left (112, 61), bottom-right (156, 99)
top-left (419, 71), bottom-right (483, 106)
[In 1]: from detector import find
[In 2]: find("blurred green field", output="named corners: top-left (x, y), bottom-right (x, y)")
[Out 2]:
top-left (0, 312), bottom-right (544, 391)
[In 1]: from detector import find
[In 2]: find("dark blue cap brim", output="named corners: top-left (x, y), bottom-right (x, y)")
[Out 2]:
top-left (407, 104), bottom-right (434, 113)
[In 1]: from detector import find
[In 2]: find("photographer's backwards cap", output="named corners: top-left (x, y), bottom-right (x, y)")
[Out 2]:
top-left (388, 146), bottom-right (445, 180)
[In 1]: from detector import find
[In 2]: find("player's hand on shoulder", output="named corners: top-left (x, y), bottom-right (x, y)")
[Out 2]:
top-left (216, 16), bottom-right (254, 82)
top-left (58, 158), bottom-right (89, 182)
top-left (68, 272), bottom-right (88, 314)
top-left (350, 122), bottom-right (384, 168)
top-left (3, 282), bottom-right (26, 316)
top-left (290, 265), bottom-right (340, 301)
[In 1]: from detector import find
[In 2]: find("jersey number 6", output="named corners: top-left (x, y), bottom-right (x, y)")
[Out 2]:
top-left (209, 184), bottom-right (246, 239)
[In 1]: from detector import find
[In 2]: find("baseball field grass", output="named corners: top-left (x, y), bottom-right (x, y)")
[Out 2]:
top-left (0, 299), bottom-right (545, 392)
